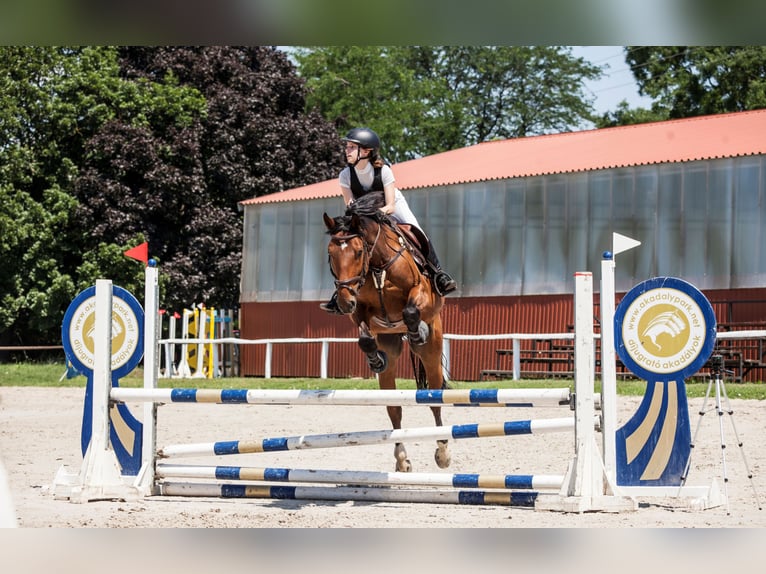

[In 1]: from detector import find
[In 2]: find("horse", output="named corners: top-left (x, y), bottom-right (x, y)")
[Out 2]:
top-left (323, 192), bottom-right (451, 472)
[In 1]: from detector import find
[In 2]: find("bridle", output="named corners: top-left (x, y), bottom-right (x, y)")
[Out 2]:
top-left (329, 231), bottom-right (372, 298)
top-left (330, 217), bottom-right (414, 323)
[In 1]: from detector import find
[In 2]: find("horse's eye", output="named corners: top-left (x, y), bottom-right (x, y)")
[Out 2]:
top-left (356, 250), bottom-right (364, 259)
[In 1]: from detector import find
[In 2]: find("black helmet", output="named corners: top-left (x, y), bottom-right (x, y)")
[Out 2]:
top-left (344, 127), bottom-right (380, 149)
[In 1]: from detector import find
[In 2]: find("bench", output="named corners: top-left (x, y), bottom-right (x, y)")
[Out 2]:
top-left (480, 341), bottom-right (575, 380)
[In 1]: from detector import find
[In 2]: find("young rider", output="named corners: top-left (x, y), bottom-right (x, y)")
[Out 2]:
top-left (321, 127), bottom-right (457, 314)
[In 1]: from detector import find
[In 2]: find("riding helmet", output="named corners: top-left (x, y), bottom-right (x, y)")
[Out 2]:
top-left (344, 127), bottom-right (381, 150)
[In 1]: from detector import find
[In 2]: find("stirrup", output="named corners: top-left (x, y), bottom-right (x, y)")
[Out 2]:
top-left (434, 272), bottom-right (457, 296)
top-left (320, 294), bottom-right (343, 315)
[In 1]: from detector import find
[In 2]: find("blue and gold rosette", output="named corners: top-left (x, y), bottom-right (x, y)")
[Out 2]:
top-left (62, 285), bottom-right (145, 475)
top-left (614, 277), bottom-right (716, 486)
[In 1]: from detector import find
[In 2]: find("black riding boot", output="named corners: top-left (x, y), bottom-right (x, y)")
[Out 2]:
top-left (425, 247), bottom-right (457, 296)
top-left (320, 291), bottom-right (343, 314)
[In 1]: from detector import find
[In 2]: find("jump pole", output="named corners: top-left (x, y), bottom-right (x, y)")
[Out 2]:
top-left (157, 483), bottom-right (543, 507)
top-left (174, 309), bottom-right (192, 378)
top-left (155, 463), bottom-right (565, 490)
top-left (156, 417), bottom-right (577, 458)
top-left (111, 387), bottom-right (572, 407)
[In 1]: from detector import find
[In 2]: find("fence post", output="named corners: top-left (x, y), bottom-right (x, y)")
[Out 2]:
top-left (321, 340), bottom-right (329, 379)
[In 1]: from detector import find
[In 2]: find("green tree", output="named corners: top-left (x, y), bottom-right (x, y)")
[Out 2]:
top-left (0, 47), bottom-right (127, 348)
top-left (294, 46), bottom-right (436, 162)
top-left (625, 46), bottom-right (766, 119)
top-left (1, 46), bottom-right (341, 349)
top-left (84, 46), bottom-right (342, 310)
top-left (296, 46), bottom-right (602, 161)
top-left (595, 100), bottom-right (669, 128)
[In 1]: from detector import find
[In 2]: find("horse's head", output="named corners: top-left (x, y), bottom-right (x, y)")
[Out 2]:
top-left (324, 212), bottom-right (368, 315)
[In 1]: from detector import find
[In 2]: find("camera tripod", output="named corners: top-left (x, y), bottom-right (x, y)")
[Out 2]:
top-left (679, 354), bottom-right (762, 514)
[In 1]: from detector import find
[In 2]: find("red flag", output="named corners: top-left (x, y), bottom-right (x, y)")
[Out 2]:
top-left (124, 242), bottom-right (149, 263)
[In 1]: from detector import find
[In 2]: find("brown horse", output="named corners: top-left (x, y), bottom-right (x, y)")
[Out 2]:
top-left (323, 192), bottom-right (451, 472)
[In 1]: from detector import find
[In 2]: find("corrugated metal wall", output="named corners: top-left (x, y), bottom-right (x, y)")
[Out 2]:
top-left (240, 287), bottom-right (766, 382)
top-left (706, 288), bottom-right (766, 382)
top-left (241, 293), bottom-right (584, 381)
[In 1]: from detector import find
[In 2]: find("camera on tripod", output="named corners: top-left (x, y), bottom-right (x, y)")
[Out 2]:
top-left (710, 354), bottom-right (724, 370)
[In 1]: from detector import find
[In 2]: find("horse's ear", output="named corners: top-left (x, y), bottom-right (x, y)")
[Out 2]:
top-left (323, 213), bottom-right (334, 230)
top-left (350, 213), bottom-right (361, 229)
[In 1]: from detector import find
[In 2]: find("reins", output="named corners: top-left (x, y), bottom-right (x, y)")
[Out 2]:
top-left (362, 218), bottom-right (415, 326)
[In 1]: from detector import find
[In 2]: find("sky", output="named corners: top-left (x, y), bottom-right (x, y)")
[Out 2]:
top-left (571, 46), bottom-right (654, 116)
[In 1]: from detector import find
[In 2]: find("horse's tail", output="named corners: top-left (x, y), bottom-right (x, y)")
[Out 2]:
top-left (409, 350), bottom-right (450, 390)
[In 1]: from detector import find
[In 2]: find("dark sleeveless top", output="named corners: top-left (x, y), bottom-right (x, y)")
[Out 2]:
top-left (348, 166), bottom-right (384, 199)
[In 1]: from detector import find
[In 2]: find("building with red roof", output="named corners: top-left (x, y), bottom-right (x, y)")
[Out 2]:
top-left (238, 110), bottom-right (766, 381)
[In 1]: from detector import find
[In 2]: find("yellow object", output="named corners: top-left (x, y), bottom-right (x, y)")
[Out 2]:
top-left (186, 309), bottom-right (198, 372)
top-left (207, 308), bottom-right (215, 379)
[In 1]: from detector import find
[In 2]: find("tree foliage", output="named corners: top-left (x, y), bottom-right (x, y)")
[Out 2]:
top-left (0, 47), bottom-right (109, 345)
top-left (295, 46), bottom-right (602, 162)
top-left (603, 46), bottom-right (766, 124)
top-left (594, 100), bottom-right (669, 128)
top-left (0, 46), bottom-right (341, 348)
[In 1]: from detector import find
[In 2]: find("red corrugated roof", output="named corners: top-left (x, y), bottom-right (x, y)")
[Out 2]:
top-left (240, 110), bottom-right (766, 206)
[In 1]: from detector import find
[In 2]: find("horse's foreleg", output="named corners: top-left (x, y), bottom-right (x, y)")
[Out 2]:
top-left (386, 405), bottom-right (411, 472)
top-left (379, 373), bottom-right (411, 472)
top-left (402, 303), bottom-right (429, 346)
top-left (358, 323), bottom-right (388, 373)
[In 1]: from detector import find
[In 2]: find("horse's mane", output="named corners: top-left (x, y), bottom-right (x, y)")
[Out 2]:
top-left (347, 191), bottom-right (386, 217)
top-left (325, 192), bottom-right (387, 235)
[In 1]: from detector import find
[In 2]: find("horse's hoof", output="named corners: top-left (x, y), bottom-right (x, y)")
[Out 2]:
top-left (368, 350), bottom-right (387, 373)
top-left (394, 443), bottom-right (412, 472)
top-left (435, 441), bottom-right (451, 469)
top-left (358, 336), bottom-right (377, 354)
top-left (406, 320), bottom-right (430, 346)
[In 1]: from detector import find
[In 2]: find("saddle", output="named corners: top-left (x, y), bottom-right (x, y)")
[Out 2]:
top-left (384, 218), bottom-right (432, 276)
top-left (345, 192), bottom-right (434, 276)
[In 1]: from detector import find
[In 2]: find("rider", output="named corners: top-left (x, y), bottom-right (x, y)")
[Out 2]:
top-left (321, 127), bottom-right (457, 314)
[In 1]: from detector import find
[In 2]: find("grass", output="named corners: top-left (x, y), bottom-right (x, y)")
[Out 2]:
top-left (2, 361), bottom-right (766, 400)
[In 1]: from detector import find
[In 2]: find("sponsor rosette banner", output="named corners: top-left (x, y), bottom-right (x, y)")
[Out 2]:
top-left (62, 285), bottom-right (145, 475)
top-left (614, 277), bottom-right (717, 486)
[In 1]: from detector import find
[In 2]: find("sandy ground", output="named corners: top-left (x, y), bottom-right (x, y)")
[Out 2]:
top-left (1, 385), bottom-right (765, 529)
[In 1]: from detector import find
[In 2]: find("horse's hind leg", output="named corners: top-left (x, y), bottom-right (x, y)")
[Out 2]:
top-left (410, 313), bottom-right (451, 469)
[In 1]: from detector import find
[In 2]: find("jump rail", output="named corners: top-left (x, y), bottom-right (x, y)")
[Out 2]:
top-left (155, 463), bottom-right (565, 490)
top-left (157, 417), bottom-right (578, 458)
top-left (110, 387), bottom-right (572, 407)
top-left (157, 482), bottom-right (543, 506)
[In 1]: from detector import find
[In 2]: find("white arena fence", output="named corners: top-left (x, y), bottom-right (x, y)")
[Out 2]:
top-left (157, 330), bottom-right (764, 381)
